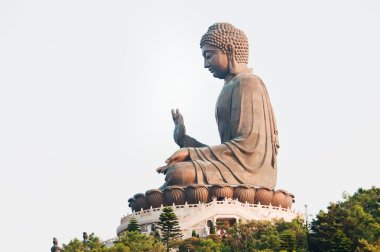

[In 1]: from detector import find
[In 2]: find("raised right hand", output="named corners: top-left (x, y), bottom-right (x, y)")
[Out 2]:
top-left (172, 108), bottom-right (186, 147)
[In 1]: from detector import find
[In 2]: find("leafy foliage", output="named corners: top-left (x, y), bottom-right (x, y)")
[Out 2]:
top-left (222, 218), bottom-right (307, 252)
top-left (63, 233), bottom-right (104, 252)
top-left (177, 237), bottom-right (221, 252)
top-left (126, 217), bottom-right (140, 232)
top-left (114, 231), bottom-right (164, 252)
top-left (177, 237), bottom-right (201, 252)
top-left (176, 218), bottom-right (307, 252)
top-left (309, 186), bottom-right (380, 252)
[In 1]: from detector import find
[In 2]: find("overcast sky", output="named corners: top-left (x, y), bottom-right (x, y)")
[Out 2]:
top-left (0, 1), bottom-right (379, 251)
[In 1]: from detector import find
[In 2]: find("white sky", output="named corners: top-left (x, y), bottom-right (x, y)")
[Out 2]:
top-left (0, 1), bottom-right (379, 251)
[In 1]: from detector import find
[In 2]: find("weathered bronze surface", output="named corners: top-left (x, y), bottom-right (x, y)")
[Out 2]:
top-left (185, 184), bottom-right (209, 204)
top-left (163, 186), bottom-right (186, 206)
top-left (146, 189), bottom-right (165, 208)
top-left (134, 193), bottom-right (149, 210)
top-left (271, 189), bottom-right (288, 207)
top-left (255, 187), bottom-right (274, 205)
top-left (209, 184), bottom-right (234, 201)
top-left (157, 23), bottom-right (279, 190)
top-left (129, 186), bottom-right (293, 210)
top-left (233, 185), bottom-right (256, 204)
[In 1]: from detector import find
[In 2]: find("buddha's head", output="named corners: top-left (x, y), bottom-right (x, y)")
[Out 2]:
top-left (200, 23), bottom-right (249, 79)
top-left (53, 237), bottom-right (58, 245)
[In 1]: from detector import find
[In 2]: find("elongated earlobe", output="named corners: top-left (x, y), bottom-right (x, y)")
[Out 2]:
top-left (227, 44), bottom-right (237, 74)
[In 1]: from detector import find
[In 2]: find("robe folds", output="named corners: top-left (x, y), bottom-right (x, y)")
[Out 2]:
top-left (166, 69), bottom-right (279, 189)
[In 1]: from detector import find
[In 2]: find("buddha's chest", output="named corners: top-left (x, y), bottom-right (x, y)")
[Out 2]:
top-left (216, 83), bottom-right (237, 143)
top-left (216, 83), bottom-right (236, 118)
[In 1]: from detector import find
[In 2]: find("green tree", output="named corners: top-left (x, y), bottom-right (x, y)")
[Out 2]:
top-left (280, 230), bottom-right (296, 252)
top-left (309, 186), bottom-right (380, 252)
top-left (177, 237), bottom-right (223, 252)
top-left (277, 218), bottom-right (308, 251)
top-left (126, 217), bottom-right (140, 232)
top-left (220, 218), bottom-right (307, 252)
top-left (330, 229), bottom-right (352, 252)
top-left (156, 207), bottom-right (183, 252)
top-left (63, 238), bottom-right (84, 252)
top-left (198, 238), bottom-right (221, 252)
top-left (223, 220), bottom-right (281, 251)
top-left (103, 243), bottom-right (130, 252)
top-left (63, 233), bottom-right (104, 252)
top-left (115, 231), bottom-right (164, 252)
top-left (177, 237), bottom-right (201, 252)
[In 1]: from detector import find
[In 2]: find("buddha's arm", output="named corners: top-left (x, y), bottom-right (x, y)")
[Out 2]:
top-left (172, 109), bottom-right (207, 148)
top-left (182, 135), bottom-right (207, 147)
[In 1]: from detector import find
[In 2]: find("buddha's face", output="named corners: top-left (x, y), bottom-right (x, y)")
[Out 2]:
top-left (202, 44), bottom-right (229, 79)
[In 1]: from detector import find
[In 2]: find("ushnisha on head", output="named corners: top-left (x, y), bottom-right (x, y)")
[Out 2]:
top-left (200, 23), bottom-right (249, 64)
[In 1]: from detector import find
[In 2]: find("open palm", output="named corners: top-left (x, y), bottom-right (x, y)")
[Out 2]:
top-left (172, 108), bottom-right (186, 147)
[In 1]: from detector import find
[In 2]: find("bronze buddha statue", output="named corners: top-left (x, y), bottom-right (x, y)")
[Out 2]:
top-left (157, 23), bottom-right (279, 190)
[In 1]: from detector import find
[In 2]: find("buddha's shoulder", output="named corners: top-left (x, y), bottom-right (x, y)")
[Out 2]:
top-left (237, 72), bottom-right (262, 82)
top-left (235, 73), bottom-right (264, 89)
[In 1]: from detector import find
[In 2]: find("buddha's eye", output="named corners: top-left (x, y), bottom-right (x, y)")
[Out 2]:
top-left (205, 53), bottom-right (213, 60)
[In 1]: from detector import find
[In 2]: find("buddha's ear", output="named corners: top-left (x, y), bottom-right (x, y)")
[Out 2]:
top-left (226, 43), bottom-right (237, 74)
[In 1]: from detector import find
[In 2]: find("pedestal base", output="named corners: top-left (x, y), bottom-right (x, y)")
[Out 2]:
top-left (117, 198), bottom-right (301, 239)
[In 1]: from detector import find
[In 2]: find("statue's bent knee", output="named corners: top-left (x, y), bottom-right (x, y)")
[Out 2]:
top-left (165, 162), bottom-right (196, 187)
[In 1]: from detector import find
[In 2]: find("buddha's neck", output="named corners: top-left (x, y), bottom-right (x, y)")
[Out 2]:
top-left (224, 64), bottom-right (250, 82)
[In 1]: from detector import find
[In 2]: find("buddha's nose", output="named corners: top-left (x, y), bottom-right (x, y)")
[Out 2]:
top-left (204, 59), bottom-right (209, 68)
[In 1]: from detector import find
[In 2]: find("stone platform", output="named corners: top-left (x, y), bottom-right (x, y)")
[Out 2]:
top-left (117, 198), bottom-right (301, 239)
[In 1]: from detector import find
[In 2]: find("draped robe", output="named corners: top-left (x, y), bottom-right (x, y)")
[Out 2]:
top-left (164, 69), bottom-right (279, 189)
